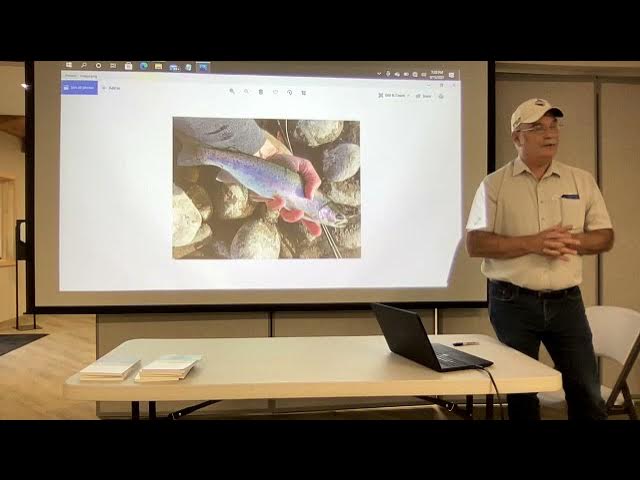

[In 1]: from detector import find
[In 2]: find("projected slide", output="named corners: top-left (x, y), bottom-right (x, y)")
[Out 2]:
top-left (172, 117), bottom-right (361, 261)
top-left (33, 61), bottom-right (489, 307)
top-left (54, 66), bottom-right (459, 292)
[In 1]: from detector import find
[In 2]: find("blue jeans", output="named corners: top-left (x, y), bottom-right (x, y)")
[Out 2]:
top-left (488, 281), bottom-right (606, 420)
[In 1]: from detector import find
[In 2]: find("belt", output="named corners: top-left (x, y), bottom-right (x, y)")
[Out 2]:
top-left (490, 280), bottom-right (578, 299)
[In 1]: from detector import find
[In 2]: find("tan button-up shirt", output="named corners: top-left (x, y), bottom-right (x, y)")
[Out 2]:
top-left (466, 157), bottom-right (613, 291)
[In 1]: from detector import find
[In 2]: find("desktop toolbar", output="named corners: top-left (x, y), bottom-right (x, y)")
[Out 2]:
top-left (59, 61), bottom-right (459, 81)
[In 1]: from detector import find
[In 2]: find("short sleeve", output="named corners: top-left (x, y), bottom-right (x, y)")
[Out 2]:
top-left (466, 177), bottom-right (497, 232)
top-left (584, 174), bottom-right (613, 231)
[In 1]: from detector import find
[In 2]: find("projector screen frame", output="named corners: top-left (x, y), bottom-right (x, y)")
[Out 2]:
top-left (25, 60), bottom-right (495, 314)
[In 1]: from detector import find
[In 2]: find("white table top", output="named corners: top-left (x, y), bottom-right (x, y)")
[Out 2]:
top-left (63, 334), bottom-right (562, 402)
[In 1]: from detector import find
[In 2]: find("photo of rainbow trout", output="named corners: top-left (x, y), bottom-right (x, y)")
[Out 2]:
top-left (178, 142), bottom-right (348, 228)
top-left (173, 118), bottom-right (361, 261)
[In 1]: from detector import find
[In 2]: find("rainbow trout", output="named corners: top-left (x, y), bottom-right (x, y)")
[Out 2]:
top-left (177, 140), bottom-right (348, 228)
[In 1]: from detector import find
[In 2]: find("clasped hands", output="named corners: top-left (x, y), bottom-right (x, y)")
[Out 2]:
top-left (532, 224), bottom-right (580, 261)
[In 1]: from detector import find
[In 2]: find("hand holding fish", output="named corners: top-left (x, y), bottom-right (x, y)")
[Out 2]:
top-left (176, 123), bottom-right (344, 239)
top-left (250, 131), bottom-right (322, 236)
top-left (259, 153), bottom-right (323, 238)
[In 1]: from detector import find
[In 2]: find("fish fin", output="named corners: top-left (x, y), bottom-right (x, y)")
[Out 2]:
top-left (177, 144), bottom-right (199, 167)
top-left (175, 132), bottom-right (202, 167)
top-left (216, 170), bottom-right (240, 184)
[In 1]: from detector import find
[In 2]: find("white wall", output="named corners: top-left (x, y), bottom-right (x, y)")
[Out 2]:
top-left (0, 64), bottom-right (25, 116)
top-left (499, 61), bottom-right (640, 69)
top-left (496, 61), bottom-right (640, 76)
top-left (0, 64), bottom-right (25, 324)
top-left (0, 132), bottom-right (25, 323)
top-left (600, 82), bottom-right (640, 312)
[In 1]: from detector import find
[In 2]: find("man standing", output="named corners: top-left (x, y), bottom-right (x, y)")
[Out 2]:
top-left (466, 98), bottom-right (614, 420)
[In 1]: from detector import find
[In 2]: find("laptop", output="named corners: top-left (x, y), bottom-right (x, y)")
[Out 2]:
top-left (371, 303), bottom-right (493, 372)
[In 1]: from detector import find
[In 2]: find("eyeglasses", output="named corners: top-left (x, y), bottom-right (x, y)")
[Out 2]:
top-left (518, 121), bottom-right (563, 135)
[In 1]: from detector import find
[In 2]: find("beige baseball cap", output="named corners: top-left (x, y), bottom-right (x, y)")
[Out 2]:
top-left (511, 98), bottom-right (564, 132)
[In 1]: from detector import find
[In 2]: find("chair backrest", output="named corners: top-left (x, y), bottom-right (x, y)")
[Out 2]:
top-left (586, 306), bottom-right (640, 366)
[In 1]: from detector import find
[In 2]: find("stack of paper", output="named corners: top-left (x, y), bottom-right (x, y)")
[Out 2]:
top-left (135, 354), bottom-right (203, 383)
top-left (79, 357), bottom-right (140, 381)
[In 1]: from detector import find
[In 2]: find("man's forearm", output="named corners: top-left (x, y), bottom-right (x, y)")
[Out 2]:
top-left (574, 229), bottom-right (614, 255)
top-left (466, 231), bottom-right (533, 259)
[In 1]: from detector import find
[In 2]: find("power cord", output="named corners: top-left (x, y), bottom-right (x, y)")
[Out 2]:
top-left (474, 366), bottom-right (505, 420)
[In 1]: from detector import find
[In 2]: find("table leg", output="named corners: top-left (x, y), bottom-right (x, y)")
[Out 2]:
top-left (131, 401), bottom-right (140, 420)
top-left (486, 395), bottom-right (494, 420)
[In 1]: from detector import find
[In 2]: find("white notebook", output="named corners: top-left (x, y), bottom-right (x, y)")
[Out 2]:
top-left (139, 354), bottom-right (203, 376)
top-left (134, 371), bottom-right (186, 383)
top-left (79, 356), bottom-right (140, 381)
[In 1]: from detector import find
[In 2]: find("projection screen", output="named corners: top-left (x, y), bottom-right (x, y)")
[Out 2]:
top-left (29, 61), bottom-right (489, 310)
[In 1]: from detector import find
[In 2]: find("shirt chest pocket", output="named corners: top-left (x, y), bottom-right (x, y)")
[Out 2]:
top-left (559, 197), bottom-right (585, 232)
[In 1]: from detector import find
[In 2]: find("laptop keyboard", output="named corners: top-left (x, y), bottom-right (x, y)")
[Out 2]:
top-left (436, 352), bottom-right (467, 367)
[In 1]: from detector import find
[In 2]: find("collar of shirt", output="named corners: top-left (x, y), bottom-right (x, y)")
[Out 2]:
top-left (513, 156), bottom-right (562, 179)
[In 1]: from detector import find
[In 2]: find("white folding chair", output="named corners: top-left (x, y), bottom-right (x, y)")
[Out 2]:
top-left (539, 305), bottom-right (640, 420)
